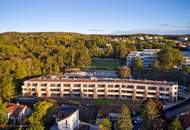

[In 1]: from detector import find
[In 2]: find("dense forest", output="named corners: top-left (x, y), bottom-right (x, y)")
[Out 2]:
top-left (0, 32), bottom-right (189, 101)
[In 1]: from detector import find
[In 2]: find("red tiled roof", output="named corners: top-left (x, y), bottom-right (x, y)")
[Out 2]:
top-left (7, 103), bottom-right (26, 118)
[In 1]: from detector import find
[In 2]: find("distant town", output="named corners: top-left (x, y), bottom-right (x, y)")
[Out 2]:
top-left (0, 32), bottom-right (190, 130)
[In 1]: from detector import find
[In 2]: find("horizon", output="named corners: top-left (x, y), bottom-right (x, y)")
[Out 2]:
top-left (1, 0), bottom-right (190, 35)
top-left (0, 31), bottom-right (190, 36)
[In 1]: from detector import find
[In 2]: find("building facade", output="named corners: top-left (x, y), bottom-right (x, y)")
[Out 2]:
top-left (126, 49), bottom-right (160, 68)
top-left (183, 51), bottom-right (190, 66)
top-left (22, 73), bottom-right (178, 102)
top-left (53, 105), bottom-right (80, 130)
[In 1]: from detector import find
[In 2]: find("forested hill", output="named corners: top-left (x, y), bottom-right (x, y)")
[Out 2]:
top-left (0, 32), bottom-right (189, 101)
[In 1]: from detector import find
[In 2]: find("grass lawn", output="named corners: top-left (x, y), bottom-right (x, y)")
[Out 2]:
top-left (89, 58), bottom-right (121, 69)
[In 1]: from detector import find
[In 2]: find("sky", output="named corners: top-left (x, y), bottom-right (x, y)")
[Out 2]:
top-left (1, 0), bottom-right (190, 35)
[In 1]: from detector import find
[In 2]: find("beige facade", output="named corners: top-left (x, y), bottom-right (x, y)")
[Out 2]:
top-left (22, 76), bottom-right (178, 102)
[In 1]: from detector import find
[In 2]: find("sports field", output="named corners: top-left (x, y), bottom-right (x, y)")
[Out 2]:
top-left (89, 58), bottom-right (121, 69)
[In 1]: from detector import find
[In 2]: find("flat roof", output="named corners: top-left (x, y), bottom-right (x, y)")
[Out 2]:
top-left (26, 75), bottom-right (178, 86)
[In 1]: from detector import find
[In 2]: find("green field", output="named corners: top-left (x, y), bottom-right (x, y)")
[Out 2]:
top-left (89, 58), bottom-right (121, 69)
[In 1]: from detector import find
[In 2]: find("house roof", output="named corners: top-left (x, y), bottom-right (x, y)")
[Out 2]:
top-left (180, 113), bottom-right (190, 130)
top-left (7, 103), bottom-right (26, 118)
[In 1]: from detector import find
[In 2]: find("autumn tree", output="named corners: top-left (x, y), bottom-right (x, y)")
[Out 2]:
top-left (99, 117), bottom-right (112, 130)
top-left (168, 118), bottom-right (183, 130)
top-left (143, 99), bottom-right (164, 130)
top-left (118, 66), bottom-right (131, 78)
top-left (117, 105), bottom-right (132, 130)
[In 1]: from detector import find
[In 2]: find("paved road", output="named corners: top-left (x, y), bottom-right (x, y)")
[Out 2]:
top-left (80, 122), bottom-right (98, 130)
top-left (164, 96), bottom-right (190, 119)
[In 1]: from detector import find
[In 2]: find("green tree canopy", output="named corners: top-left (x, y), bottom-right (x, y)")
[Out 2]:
top-left (0, 75), bottom-right (15, 101)
top-left (28, 101), bottom-right (54, 129)
top-left (154, 47), bottom-right (184, 71)
top-left (0, 100), bottom-right (8, 127)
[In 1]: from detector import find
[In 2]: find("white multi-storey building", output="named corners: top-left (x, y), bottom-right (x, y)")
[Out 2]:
top-left (126, 49), bottom-right (160, 68)
top-left (183, 51), bottom-right (190, 66)
top-left (22, 72), bottom-right (178, 102)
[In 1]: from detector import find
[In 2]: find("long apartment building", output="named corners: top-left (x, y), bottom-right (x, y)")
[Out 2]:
top-left (22, 71), bottom-right (178, 102)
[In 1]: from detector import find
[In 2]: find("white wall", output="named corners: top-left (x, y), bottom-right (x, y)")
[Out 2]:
top-left (57, 110), bottom-right (80, 130)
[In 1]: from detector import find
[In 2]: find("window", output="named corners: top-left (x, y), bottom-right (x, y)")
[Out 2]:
top-left (98, 84), bottom-right (105, 88)
top-left (108, 90), bottom-right (119, 93)
top-left (64, 89), bottom-right (70, 92)
top-left (98, 95), bottom-right (104, 98)
top-left (50, 89), bottom-right (60, 91)
top-left (74, 84), bottom-right (81, 87)
top-left (127, 85), bottom-right (134, 89)
top-left (159, 87), bottom-right (164, 91)
top-left (88, 90), bottom-right (93, 92)
top-left (115, 85), bottom-right (120, 88)
top-left (83, 89), bottom-right (87, 92)
top-left (64, 84), bottom-right (70, 87)
top-left (122, 95), bottom-right (132, 99)
top-left (136, 91), bottom-right (144, 94)
top-left (160, 93), bottom-right (165, 96)
top-left (122, 90), bottom-right (132, 93)
top-left (73, 89), bottom-right (80, 92)
top-left (83, 84), bottom-right (87, 87)
top-left (41, 88), bottom-right (46, 91)
top-left (88, 84), bottom-right (95, 88)
top-left (50, 84), bottom-right (56, 87)
top-left (137, 86), bottom-right (145, 89)
top-left (166, 88), bottom-right (170, 91)
top-left (98, 90), bottom-right (104, 92)
top-left (57, 84), bottom-right (61, 87)
top-left (148, 86), bottom-right (157, 90)
top-left (88, 94), bottom-right (93, 97)
top-left (122, 85), bottom-right (126, 88)
top-left (41, 93), bottom-right (46, 97)
top-left (41, 83), bottom-right (47, 87)
top-left (107, 85), bottom-right (113, 88)
top-left (148, 92), bottom-right (156, 95)
top-left (32, 83), bottom-right (38, 86)
top-left (27, 83), bottom-right (31, 86)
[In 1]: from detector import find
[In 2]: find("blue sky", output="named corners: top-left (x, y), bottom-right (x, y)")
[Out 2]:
top-left (1, 0), bottom-right (190, 34)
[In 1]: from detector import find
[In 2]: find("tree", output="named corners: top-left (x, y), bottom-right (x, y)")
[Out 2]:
top-left (154, 47), bottom-right (184, 71)
top-left (99, 117), bottom-right (112, 130)
top-left (134, 57), bottom-right (143, 71)
top-left (143, 99), bottom-right (164, 130)
top-left (117, 105), bottom-right (132, 130)
top-left (0, 75), bottom-right (15, 101)
top-left (118, 66), bottom-right (131, 78)
top-left (28, 101), bottom-right (53, 129)
top-left (182, 66), bottom-right (190, 74)
top-left (168, 118), bottom-right (183, 130)
top-left (0, 100), bottom-right (8, 128)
